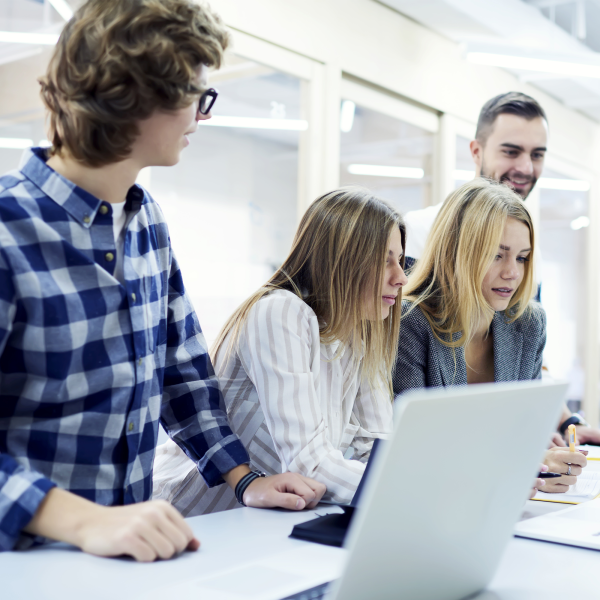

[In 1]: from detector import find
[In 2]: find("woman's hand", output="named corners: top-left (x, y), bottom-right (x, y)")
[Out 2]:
top-left (548, 432), bottom-right (567, 448)
top-left (529, 464), bottom-right (547, 499)
top-left (540, 447), bottom-right (588, 493)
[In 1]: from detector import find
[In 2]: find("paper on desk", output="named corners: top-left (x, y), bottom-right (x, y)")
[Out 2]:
top-left (515, 498), bottom-right (600, 551)
top-left (577, 445), bottom-right (600, 460)
top-left (533, 470), bottom-right (600, 504)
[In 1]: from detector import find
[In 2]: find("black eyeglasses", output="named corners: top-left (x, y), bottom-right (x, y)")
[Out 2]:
top-left (198, 88), bottom-right (218, 115)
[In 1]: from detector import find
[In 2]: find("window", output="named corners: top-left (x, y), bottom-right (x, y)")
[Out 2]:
top-left (150, 56), bottom-right (303, 346)
top-left (538, 168), bottom-right (590, 408)
top-left (338, 79), bottom-right (438, 216)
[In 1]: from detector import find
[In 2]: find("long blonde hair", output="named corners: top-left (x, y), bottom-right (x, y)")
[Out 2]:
top-left (405, 178), bottom-right (536, 348)
top-left (212, 187), bottom-right (406, 395)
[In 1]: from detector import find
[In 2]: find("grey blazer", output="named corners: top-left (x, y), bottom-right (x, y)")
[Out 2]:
top-left (393, 300), bottom-right (547, 397)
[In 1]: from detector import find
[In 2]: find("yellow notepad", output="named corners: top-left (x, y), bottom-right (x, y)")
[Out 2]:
top-left (532, 470), bottom-right (600, 505)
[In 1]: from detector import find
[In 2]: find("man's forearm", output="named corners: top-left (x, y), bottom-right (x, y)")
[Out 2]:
top-left (23, 487), bottom-right (101, 547)
top-left (222, 464), bottom-right (252, 491)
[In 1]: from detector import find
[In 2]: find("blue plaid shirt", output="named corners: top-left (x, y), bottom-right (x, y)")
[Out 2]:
top-left (0, 148), bottom-right (249, 551)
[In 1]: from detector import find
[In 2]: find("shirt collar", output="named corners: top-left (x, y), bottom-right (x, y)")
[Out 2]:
top-left (19, 147), bottom-right (145, 227)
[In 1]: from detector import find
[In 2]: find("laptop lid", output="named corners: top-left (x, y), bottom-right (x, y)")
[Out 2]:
top-left (328, 380), bottom-right (567, 600)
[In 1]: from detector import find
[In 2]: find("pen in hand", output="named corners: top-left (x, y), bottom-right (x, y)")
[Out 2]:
top-left (538, 472), bottom-right (562, 479)
top-left (568, 424), bottom-right (577, 452)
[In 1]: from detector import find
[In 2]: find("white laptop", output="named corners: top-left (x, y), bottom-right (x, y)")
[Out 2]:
top-left (145, 381), bottom-right (566, 600)
top-left (319, 381), bottom-right (567, 600)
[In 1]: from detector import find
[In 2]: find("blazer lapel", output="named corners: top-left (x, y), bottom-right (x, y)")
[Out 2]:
top-left (492, 311), bottom-right (523, 382)
top-left (437, 333), bottom-right (468, 387)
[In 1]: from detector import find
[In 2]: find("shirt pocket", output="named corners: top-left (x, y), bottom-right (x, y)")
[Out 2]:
top-left (339, 422), bottom-right (360, 455)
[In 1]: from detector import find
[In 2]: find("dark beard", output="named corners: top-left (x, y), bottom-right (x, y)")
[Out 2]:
top-left (480, 158), bottom-right (536, 199)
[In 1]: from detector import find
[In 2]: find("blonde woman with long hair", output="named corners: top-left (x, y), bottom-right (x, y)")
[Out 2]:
top-left (393, 178), bottom-right (586, 495)
top-left (153, 188), bottom-right (407, 514)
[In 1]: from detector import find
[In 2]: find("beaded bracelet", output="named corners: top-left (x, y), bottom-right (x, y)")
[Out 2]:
top-left (235, 470), bottom-right (266, 506)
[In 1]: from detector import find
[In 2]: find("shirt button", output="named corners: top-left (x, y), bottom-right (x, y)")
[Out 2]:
top-left (83, 215), bottom-right (91, 224)
top-left (138, 357), bottom-right (143, 366)
top-left (131, 292), bottom-right (136, 302)
top-left (99, 205), bottom-right (109, 215)
top-left (128, 422), bottom-right (134, 432)
top-left (105, 252), bottom-right (115, 262)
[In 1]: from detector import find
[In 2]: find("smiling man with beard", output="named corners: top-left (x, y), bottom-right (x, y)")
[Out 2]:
top-left (403, 91), bottom-right (600, 447)
top-left (404, 92), bottom-right (547, 267)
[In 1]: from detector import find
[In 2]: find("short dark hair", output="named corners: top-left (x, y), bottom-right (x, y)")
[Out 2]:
top-left (475, 92), bottom-right (547, 145)
top-left (40, 0), bottom-right (230, 167)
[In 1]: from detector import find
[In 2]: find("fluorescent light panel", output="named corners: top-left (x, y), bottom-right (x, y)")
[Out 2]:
top-left (48, 0), bottom-right (74, 21)
top-left (538, 177), bottom-right (590, 191)
top-left (201, 116), bottom-right (307, 131)
top-left (0, 31), bottom-right (59, 45)
top-left (347, 164), bottom-right (424, 179)
top-left (571, 216), bottom-right (590, 230)
top-left (0, 137), bottom-right (33, 149)
top-left (467, 52), bottom-right (600, 79)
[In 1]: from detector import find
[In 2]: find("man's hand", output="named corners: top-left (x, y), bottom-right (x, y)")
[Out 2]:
top-left (223, 466), bottom-right (326, 510)
top-left (243, 473), bottom-right (326, 510)
top-left (24, 488), bottom-right (199, 562)
top-left (75, 501), bottom-right (199, 561)
top-left (574, 426), bottom-right (600, 446)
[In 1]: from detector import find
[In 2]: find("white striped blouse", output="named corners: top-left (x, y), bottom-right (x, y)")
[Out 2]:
top-left (152, 289), bottom-right (393, 515)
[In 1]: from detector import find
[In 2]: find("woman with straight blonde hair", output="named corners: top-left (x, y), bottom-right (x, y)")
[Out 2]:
top-left (153, 187), bottom-right (408, 514)
top-left (394, 177), bottom-right (587, 495)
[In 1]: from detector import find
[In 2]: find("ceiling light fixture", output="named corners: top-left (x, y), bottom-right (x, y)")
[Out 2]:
top-left (467, 52), bottom-right (600, 79)
top-left (0, 138), bottom-right (33, 149)
top-left (0, 32), bottom-right (60, 45)
top-left (201, 116), bottom-right (307, 131)
top-left (538, 177), bottom-right (590, 191)
top-left (571, 216), bottom-right (590, 230)
top-left (340, 100), bottom-right (356, 133)
top-left (347, 164), bottom-right (424, 179)
top-left (48, 0), bottom-right (74, 21)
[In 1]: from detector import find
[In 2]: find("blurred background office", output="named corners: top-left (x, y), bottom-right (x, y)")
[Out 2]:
top-left (1, 0), bottom-right (599, 424)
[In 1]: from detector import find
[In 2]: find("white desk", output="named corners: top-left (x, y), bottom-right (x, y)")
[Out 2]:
top-left (2, 500), bottom-right (600, 600)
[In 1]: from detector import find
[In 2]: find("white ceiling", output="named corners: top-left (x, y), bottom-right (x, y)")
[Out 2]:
top-left (379, 0), bottom-right (600, 123)
top-left (4, 1), bottom-right (600, 123)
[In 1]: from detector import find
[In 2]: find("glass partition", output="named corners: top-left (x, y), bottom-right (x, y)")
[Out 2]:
top-left (538, 168), bottom-right (590, 410)
top-left (339, 103), bottom-right (435, 215)
top-left (454, 134), bottom-right (474, 188)
top-left (151, 56), bottom-right (302, 346)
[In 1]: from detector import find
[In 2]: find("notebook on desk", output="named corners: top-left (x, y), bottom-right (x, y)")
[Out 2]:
top-left (515, 498), bottom-right (600, 550)
top-left (532, 471), bottom-right (600, 505)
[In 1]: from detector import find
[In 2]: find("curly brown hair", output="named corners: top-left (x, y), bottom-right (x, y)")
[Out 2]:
top-left (39, 0), bottom-right (230, 167)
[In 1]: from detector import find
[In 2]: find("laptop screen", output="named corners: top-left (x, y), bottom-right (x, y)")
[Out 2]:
top-left (349, 438), bottom-right (384, 508)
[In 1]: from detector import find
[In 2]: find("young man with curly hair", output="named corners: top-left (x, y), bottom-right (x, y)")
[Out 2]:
top-left (0, 0), bottom-right (324, 561)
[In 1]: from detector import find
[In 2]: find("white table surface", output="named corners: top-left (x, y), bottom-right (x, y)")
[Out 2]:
top-left (3, 494), bottom-right (600, 600)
